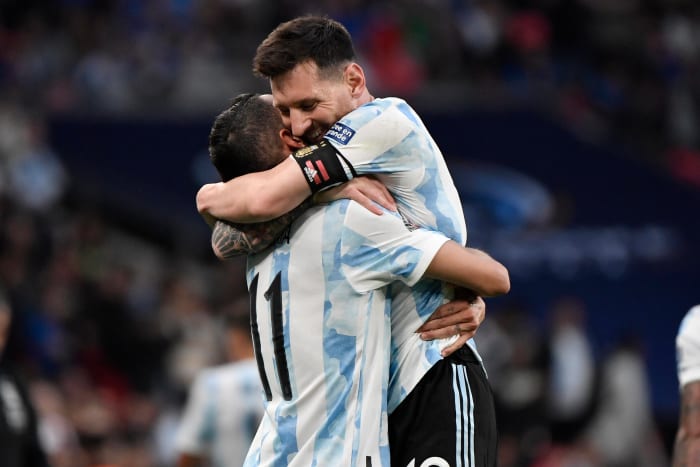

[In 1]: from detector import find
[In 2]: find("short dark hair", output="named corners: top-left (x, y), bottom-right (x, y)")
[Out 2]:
top-left (209, 93), bottom-right (286, 182)
top-left (253, 15), bottom-right (356, 79)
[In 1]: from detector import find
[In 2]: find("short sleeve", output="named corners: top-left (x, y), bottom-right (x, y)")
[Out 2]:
top-left (340, 202), bottom-right (449, 293)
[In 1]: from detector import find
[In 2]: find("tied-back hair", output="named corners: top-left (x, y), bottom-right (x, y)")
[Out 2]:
top-left (209, 93), bottom-right (285, 182)
top-left (253, 15), bottom-right (356, 80)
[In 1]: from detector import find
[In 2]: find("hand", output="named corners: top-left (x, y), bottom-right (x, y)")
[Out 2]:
top-left (313, 176), bottom-right (396, 215)
top-left (417, 297), bottom-right (485, 357)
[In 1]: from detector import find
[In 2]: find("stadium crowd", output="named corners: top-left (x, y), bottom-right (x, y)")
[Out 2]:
top-left (0, 1), bottom-right (696, 466)
top-left (1, 0), bottom-right (699, 174)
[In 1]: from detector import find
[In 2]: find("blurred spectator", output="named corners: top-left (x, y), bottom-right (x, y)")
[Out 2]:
top-left (477, 302), bottom-right (550, 467)
top-left (0, 104), bottom-right (66, 215)
top-left (30, 380), bottom-right (81, 467)
top-left (545, 297), bottom-right (598, 445)
top-left (585, 334), bottom-right (668, 466)
top-left (159, 272), bottom-right (221, 393)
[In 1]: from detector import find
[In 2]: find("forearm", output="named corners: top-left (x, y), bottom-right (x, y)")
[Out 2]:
top-left (674, 381), bottom-right (700, 466)
top-left (197, 179), bottom-right (292, 223)
top-left (211, 198), bottom-right (313, 258)
top-left (196, 157), bottom-right (311, 222)
top-left (425, 242), bottom-right (510, 297)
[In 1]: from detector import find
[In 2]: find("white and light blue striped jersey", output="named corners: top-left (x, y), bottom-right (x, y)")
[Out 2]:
top-left (243, 200), bottom-right (449, 467)
top-left (325, 97), bottom-right (467, 245)
top-left (323, 97), bottom-right (480, 412)
top-left (176, 359), bottom-right (263, 467)
top-left (677, 305), bottom-right (700, 388)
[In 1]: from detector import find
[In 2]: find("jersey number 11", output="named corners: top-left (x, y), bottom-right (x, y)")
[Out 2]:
top-left (250, 272), bottom-right (293, 401)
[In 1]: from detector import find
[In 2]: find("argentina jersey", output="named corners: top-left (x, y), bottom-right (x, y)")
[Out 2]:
top-left (243, 200), bottom-right (449, 467)
top-left (324, 97), bottom-right (467, 246)
top-left (323, 97), bottom-right (479, 413)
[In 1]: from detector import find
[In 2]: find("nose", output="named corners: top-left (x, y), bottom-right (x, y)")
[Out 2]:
top-left (289, 109), bottom-right (311, 138)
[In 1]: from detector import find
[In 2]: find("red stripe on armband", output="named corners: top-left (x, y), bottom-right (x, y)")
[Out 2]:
top-left (316, 160), bottom-right (330, 181)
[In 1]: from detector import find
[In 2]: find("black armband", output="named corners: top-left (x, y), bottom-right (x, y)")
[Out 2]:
top-left (292, 139), bottom-right (357, 194)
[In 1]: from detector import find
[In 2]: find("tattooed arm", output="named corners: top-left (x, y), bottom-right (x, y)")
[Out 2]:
top-left (211, 198), bottom-right (313, 259)
top-left (208, 176), bottom-right (396, 259)
top-left (673, 381), bottom-right (700, 467)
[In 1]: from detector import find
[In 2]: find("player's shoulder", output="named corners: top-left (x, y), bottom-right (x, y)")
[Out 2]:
top-left (341, 97), bottom-right (412, 124)
top-left (679, 305), bottom-right (700, 339)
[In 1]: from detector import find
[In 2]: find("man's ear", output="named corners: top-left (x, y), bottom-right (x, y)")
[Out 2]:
top-left (344, 63), bottom-right (366, 97)
top-left (280, 128), bottom-right (304, 153)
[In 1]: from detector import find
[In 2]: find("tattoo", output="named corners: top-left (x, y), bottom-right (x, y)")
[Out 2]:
top-left (212, 221), bottom-right (253, 258)
top-left (210, 197), bottom-right (314, 258)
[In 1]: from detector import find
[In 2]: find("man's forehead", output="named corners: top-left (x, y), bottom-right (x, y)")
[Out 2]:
top-left (270, 61), bottom-right (325, 105)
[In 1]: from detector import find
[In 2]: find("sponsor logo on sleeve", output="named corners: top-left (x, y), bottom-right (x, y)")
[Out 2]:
top-left (325, 122), bottom-right (356, 145)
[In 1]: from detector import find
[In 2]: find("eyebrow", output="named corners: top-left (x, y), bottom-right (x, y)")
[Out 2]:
top-left (280, 98), bottom-right (317, 109)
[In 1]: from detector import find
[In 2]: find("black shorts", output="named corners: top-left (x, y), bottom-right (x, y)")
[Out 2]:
top-left (388, 345), bottom-right (497, 467)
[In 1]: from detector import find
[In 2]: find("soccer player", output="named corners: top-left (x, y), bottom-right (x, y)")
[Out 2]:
top-left (175, 297), bottom-right (263, 467)
top-left (207, 94), bottom-right (508, 466)
top-left (674, 304), bottom-right (700, 466)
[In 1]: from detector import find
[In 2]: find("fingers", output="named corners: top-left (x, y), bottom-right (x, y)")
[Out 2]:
top-left (356, 197), bottom-right (384, 215)
top-left (351, 177), bottom-right (396, 212)
top-left (419, 320), bottom-right (478, 341)
top-left (417, 299), bottom-right (474, 332)
top-left (440, 333), bottom-right (472, 357)
top-left (368, 186), bottom-right (396, 212)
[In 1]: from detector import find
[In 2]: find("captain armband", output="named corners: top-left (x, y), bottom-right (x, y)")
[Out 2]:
top-left (291, 139), bottom-right (357, 194)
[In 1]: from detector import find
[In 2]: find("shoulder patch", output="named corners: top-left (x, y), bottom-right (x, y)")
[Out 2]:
top-left (325, 122), bottom-right (356, 145)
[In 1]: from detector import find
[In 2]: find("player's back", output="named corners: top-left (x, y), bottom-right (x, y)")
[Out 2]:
top-left (243, 198), bottom-right (448, 466)
top-left (244, 200), bottom-right (391, 466)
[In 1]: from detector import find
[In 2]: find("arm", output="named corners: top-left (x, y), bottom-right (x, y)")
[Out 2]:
top-left (420, 243), bottom-right (509, 356)
top-left (424, 242), bottom-right (510, 298)
top-left (197, 143), bottom-right (397, 223)
top-left (211, 198), bottom-right (313, 258)
top-left (673, 381), bottom-right (700, 466)
top-left (209, 177), bottom-right (396, 258)
top-left (197, 156), bottom-right (309, 223)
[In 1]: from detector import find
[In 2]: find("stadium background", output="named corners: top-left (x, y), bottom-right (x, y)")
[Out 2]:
top-left (0, 1), bottom-right (698, 465)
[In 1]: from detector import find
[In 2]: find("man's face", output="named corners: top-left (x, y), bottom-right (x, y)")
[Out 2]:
top-left (271, 61), bottom-right (356, 144)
